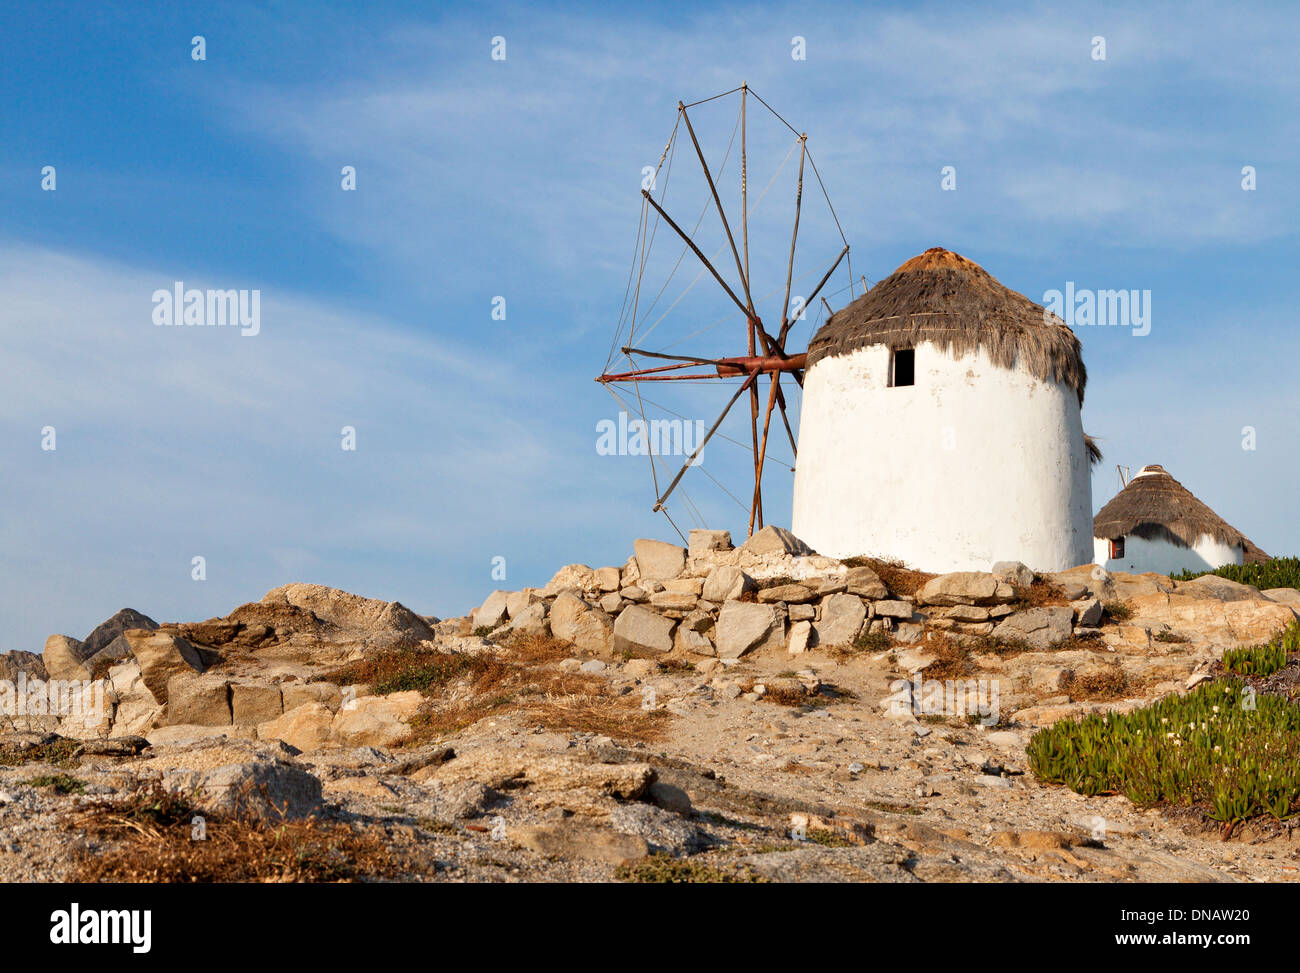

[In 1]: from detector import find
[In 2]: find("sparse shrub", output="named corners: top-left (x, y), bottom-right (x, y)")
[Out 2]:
top-left (851, 628), bottom-right (894, 653)
top-left (1060, 666), bottom-right (1129, 700)
top-left (1154, 630), bottom-right (1191, 644)
top-left (1101, 599), bottom-right (1134, 623)
top-left (0, 737), bottom-right (81, 767)
top-left (1013, 580), bottom-right (1071, 610)
top-left (23, 773), bottom-right (85, 795)
top-left (615, 853), bottom-right (765, 883)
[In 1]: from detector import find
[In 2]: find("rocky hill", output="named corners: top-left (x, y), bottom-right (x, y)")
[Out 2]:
top-left (2, 525), bottom-right (1298, 882)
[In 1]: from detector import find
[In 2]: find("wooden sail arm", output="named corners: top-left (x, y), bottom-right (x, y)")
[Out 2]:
top-left (597, 350), bottom-right (806, 384)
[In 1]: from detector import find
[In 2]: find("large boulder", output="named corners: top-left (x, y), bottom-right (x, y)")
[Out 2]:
top-left (1264, 588), bottom-right (1300, 610)
top-left (1172, 576), bottom-right (1264, 602)
top-left (549, 592), bottom-right (590, 643)
top-left (1048, 566), bottom-right (1174, 603)
top-left (171, 584), bottom-right (435, 660)
top-left (612, 606), bottom-right (676, 655)
top-left (42, 634), bottom-right (91, 682)
top-left (917, 572), bottom-right (999, 607)
top-left (571, 609), bottom-right (615, 656)
top-left (258, 702), bottom-right (334, 752)
top-left (428, 750), bottom-right (654, 799)
top-left (543, 564), bottom-right (602, 596)
top-left (715, 601), bottom-right (785, 659)
top-left (81, 608), bottom-right (158, 658)
top-left (740, 525), bottom-right (813, 556)
top-left (231, 683), bottom-right (283, 725)
top-left (1125, 592), bottom-right (1297, 651)
top-left (328, 691), bottom-right (423, 748)
top-left (813, 594), bottom-right (866, 647)
top-left (633, 539), bottom-right (687, 582)
top-left (0, 651), bottom-right (47, 684)
top-left (104, 661), bottom-right (165, 736)
top-left (164, 759), bottom-right (322, 820)
top-left (471, 590), bottom-right (510, 630)
top-left (992, 607), bottom-right (1074, 650)
top-left (125, 629), bottom-right (207, 704)
top-left (166, 673), bottom-right (232, 726)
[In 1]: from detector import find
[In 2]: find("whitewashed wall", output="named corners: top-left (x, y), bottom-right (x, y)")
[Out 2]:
top-left (1092, 532), bottom-right (1243, 575)
top-left (792, 341), bottom-right (1093, 572)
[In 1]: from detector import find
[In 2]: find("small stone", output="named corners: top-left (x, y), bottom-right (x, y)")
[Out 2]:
top-left (992, 607), bottom-right (1074, 651)
top-left (991, 561), bottom-right (1035, 588)
top-left (740, 525), bottom-right (814, 556)
top-left (1073, 598), bottom-right (1104, 627)
top-left (613, 606), bottom-right (677, 655)
top-left (812, 593), bottom-right (866, 647)
top-left (758, 584), bottom-right (815, 604)
top-left (873, 600), bottom-right (915, 620)
top-left (844, 565), bottom-right (888, 599)
top-left (715, 601), bottom-right (785, 659)
top-left (661, 577), bottom-right (705, 596)
top-left (633, 539), bottom-right (687, 582)
top-left (701, 565), bottom-right (754, 604)
top-left (787, 620), bottom-right (813, 655)
top-left (649, 590), bottom-right (698, 611)
top-left (916, 572), bottom-right (999, 607)
top-left (687, 529), bottom-right (732, 557)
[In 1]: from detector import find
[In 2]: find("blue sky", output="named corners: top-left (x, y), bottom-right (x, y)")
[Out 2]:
top-left (2, 1), bottom-right (1297, 651)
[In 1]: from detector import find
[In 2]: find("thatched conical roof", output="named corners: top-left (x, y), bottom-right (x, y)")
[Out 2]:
top-left (806, 247), bottom-right (1087, 404)
top-left (1093, 465), bottom-right (1261, 553)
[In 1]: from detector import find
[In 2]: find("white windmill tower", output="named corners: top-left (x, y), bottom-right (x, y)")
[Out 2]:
top-left (791, 247), bottom-right (1097, 572)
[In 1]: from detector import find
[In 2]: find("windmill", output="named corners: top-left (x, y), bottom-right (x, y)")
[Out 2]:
top-left (596, 84), bottom-right (854, 541)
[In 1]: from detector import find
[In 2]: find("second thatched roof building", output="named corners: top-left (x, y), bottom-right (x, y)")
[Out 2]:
top-left (1093, 464), bottom-right (1267, 575)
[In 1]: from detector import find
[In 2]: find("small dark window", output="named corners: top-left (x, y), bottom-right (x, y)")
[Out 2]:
top-left (1109, 537), bottom-right (1125, 559)
top-left (890, 348), bottom-right (915, 387)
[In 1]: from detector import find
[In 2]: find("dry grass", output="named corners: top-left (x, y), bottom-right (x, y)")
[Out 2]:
top-left (1061, 665), bottom-right (1132, 701)
top-left (503, 633), bottom-right (577, 665)
top-left (915, 631), bottom-right (977, 680)
top-left (64, 784), bottom-right (414, 882)
top-left (841, 556), bottom-right (935, 597)
top-left (1013, 579), bottom-right (1072, 609)
top-left (778, 761), bottom-right (819, 775)
top-left (321, 634), bottom-right (670, 745)
top-left (522, 691), bottom-right (671, 741)
top-left (1050, 630), bottom-right (1107, 652)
